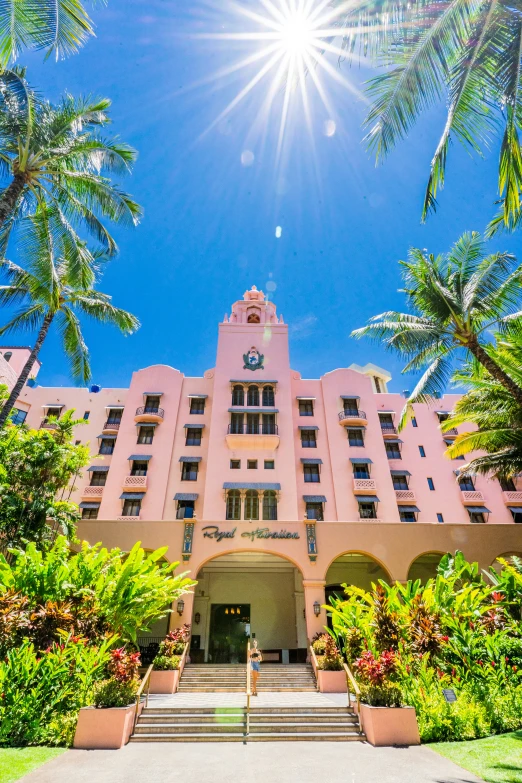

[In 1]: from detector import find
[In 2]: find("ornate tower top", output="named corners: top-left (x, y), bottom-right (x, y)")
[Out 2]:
top-left (224, 286), bottom-right (284, 325)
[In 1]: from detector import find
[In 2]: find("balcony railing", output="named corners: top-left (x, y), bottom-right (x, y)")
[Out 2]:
top-left (135, 406), bottom-right (164, 418)
top-left (443, 427), bottom-right (458, 437)
top-left (117, 515), bottom-right (141, 521)
top-left (227, 424), bottom-right (279, 435)
top-left (380, 423), bottom-right (397, 435)
top-left (103, 420), bottom-right (121, 430)
top-left (338, 409), bottom-right (366, 422)
top-left (123, 475), bottom-right (148, 490)
top-left (40, 419), bottom-right (58, 430)
top-left (395, 489), bottom-right (416, 502)
top-left (359, 510), bottom-right (378, 519)
top-left (83, 485), bottom-right (104, 497)
top-left (461, 490), bottom-right (484, 503)
top-left (353, 478), bottom-right (377, 493)
top-left (503, 491), bottom-right (522, 504)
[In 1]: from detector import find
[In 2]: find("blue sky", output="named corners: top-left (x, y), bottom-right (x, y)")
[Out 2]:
top-left (14, 0), bottom-right (522, 391)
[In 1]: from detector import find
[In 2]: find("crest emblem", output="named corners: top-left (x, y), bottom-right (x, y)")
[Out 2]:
top-left (243, 346), bottom-right (264, 371)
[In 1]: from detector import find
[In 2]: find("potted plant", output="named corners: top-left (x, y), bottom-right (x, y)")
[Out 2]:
top-left (149, 625), bottom-right (191, 694)
top-left (314, 634), bottom-right (346, 693)
top-left (74, 648), bottom-right (142, 749)
top-left (26, 376), bottom-right (37, 388)
top-left (353, 650), bottom-right (420, 746)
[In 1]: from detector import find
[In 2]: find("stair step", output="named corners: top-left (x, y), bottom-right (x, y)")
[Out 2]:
top-left (140, 714), bottom-right (357, 724)
top-left (130, 732), bottom-right (363, 743)
top-left (142, 707), bottom-right (352, 715)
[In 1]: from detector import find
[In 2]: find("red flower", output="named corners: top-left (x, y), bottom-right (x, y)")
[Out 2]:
top-left (491, 661), bottom-right (496, 667)
top-left (441, 635), bottom-right (449, 642)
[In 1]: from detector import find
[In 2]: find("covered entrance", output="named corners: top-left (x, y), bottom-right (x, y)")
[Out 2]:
top-left (191, 551), bottom-right (307, 663)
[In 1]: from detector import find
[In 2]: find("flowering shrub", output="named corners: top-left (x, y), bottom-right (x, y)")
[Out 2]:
top-left (153, 626), bottom-right (191, 668)
top-left (153, 654), bottom-right (181, 671)
top-left (92, 648), bottom-right (141, 708)
top-left (316, 634), bottom-right (343, 671)
top-left (353, 650), bottom-right (402, 707)
top-left (312, 633), bottom-right (328, 656)
top-left (107, 648), bottom-right (141, 683)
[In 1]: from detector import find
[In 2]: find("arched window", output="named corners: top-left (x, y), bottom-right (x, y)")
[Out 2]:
top-left (247, 311), bottom-right (260, 323)
top-left (244, 490), bottom-right (259, 520)
top-left (3, 351), bottom-right (12, 363)
top-left (247, 385), bottom-right (259, 406)
top-left (226, 490), bottom-right (241, 520)
top-left (262, 385), bottom-right (275, 407)
top-left (263, 490), bottom-right (277, 521)
top-left (232, 385), bottom-right (244, 406)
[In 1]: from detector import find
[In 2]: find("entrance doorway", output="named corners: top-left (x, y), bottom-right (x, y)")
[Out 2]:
top-left (208, 604), bottom-right (250, 663)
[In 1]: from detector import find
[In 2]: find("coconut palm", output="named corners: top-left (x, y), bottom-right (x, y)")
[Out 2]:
top-left (0, 205), bottom-right (140, 427)
top-left (442, 340), bottom-right (522, 478)
top-left (351, 231), bottom-right (522, 427)
top-left (0, 1), bottom-right (99, 67)
top-left (0, 69), bottom-right (141, 252)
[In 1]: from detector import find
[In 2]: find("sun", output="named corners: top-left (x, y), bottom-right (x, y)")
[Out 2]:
top-left (279, 10), bottom-right (315, 54)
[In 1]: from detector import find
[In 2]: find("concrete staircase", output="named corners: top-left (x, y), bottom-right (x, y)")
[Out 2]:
top-left (178, 664), bottom-right (316, 693)
top-left (131, 705), bottom-right (364, 742)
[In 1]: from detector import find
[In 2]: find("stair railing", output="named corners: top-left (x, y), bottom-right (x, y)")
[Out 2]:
top-left (343, 662), bottom-right (361, 714)
top-left (134, 663), bottom-right (154, 730)
top-left (309, 643), bottom-right (320, 691)
top-left (179, 641), bottom-right (189, 674)
top-left (245, 639), bottom-right (251, 735)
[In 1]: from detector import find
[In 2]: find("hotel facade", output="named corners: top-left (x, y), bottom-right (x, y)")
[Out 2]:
top-left (3, 286), bottom-right (521, 664)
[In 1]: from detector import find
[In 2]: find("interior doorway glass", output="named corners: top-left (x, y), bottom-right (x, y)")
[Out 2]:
top-left (209, 604), bottom-right (250, 663)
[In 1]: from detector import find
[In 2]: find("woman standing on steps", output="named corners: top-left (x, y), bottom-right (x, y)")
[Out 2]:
top-left (249, 639), bottom-right (262, 696)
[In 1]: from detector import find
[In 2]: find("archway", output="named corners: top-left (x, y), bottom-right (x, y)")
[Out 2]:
top-left (490, 552), bottom-right (522, 574)
top-left (324, 552), bottom-right (391, 606)
top-left (191, 551), bottom-right (306, 664)
top-left (407, 552), bottom-right (445, 583)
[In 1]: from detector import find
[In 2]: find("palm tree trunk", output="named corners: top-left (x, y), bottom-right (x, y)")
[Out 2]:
top-left (0, 312), bottom-right (54, 427)
top-left (0, 173), bottom-right (26, 228)
top-left (467, 337), bottom-right (522, 407)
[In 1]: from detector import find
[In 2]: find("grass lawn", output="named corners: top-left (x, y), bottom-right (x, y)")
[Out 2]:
top-left (430, 730), bottom-right (522, 783)
top-left (0, 747), bottom-right (66, 783)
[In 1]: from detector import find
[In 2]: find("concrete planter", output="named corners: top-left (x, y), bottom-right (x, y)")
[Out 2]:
top-left (357, 703), bottom-right (420, 746)
top-left (316, 669), bottom-right (346, 693)
top-left (73, 703), bottom-right (141, 749)
top-left (149, 668), bottom-right (180, 694)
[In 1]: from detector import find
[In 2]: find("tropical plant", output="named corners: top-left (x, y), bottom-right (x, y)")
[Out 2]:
top-left (0, 69), bottom-right (141, 246)
top-left (152, 654), bottom-right (181, 671)
top-left (0, 1), bottom-right (105, 67)
top-left (353, 649), bottom-right (402, 707)
top-left (316, 633), bottom-right (344, 671)
top-left (92, 647), bottom-right (141, 708)
top-left (0, 536), bottom-right (197, 644)
top-left (352, 232), bottom-right (522, 426)
top-left (0, 207), bottom-right (140, 426)
top-left (0, 412), bottom-right (90, 550)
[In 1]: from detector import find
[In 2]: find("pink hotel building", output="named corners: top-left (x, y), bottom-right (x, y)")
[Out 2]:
top-left (2, 286), bottom-right (521, 663)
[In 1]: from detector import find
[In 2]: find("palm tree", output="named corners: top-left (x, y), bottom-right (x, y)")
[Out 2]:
top-left (351, 231), bottom-right (522, 427)
top-left (329, 0), bottom-right (522, 231)
top-left (0, 205), bottom-right (140, 427)
top-left (442, 340), bottom-right (522, 478)
top-left (0, 1), bottom-right (100, 67)
top-left (0, 69), bottom-right (141, 252)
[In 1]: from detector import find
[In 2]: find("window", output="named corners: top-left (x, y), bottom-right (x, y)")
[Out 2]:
top-left (247, 460), bottom-right (258, 470)
top-left (83, 411), bottom-right (90, 420)
top-left (305, 502), bottom-right (323, 521)
top-left (82, 507), bottom-right (99, 520)
top-left (90, 470), bottom-right (107, 487)
top-left (122, 499), bottom-right (141, 517)
top-left (181, 461), bottom-right (199, 481)
top-left (99, 438), bottom-right (115, 455)
top-left (459, 476), bottom-right (475, 492)
top-left (262, 386), bottom-right (275, 407)
top-left (412, 417), bottom-right (418, 428)
top-left (247, 385), bottom-right (259, 407)
top-left (510, 509), bottom-right (522, 523)
top-left (304, 464), bottom-right (320, 483)
top-left (226, 489), bottom-right (241, 520)
top-left (230, 413), bottom-right (243, 434)
top-left (348, 429), bottom-right (364, 447)
top-left (232, 385), bottom-right (244, 406)
top-left (352, 463), bottom-right (370, 479)
top-left (500, 478), bottom-right (516, 491)
top-left (230, 459), bottom-right (241, 469)
top-left (190, 398), bottom-right (205, 414)
top-left (374, 376), bottom-right (382, 393)
top-left (263, 490), bottom-right (277, 520)
top-left (3, 351), bottom-right (12, 363)
top-left (358, 502), bottom-right (377, 519)
top-left (137, 426), bottom-right (154, 445)
top-left (264, 460), bottom-right (275, 470)
top-left (107, 408), bottom-right (123, 424)
top-left (469, 512), bottom-right (486, 524)
top-left (185, 427), bottom-right (202, 446)
top-left (379, 414), bottom-right (394, 432)
top-left (75, 440), bottom-right (81, 446)
top-left (244, 490), bottom-right (259, 520)
top-left (437, 513), bottom-right (444, 523)
top-left (10, 408), bottom-right (27, 425)
top-left (385, 443), bottom-right (401, 460)
top-left (399, 511), bottom-right (416, 523)
top-left (246, 413), bottom-right (260, 434)
top-left (392, 475), bottom-right (408, 490)
top-left (262, 413), bottom-right (276, 434)
top-left (131, 461), bottom-right (148, 476)
top-left (46, 407), bottom-right (61, 418)
top-left (298, 399), bottom-right (314, 416)
top-left (247, 311), bottom-right (260, 323)
top-left (419, 445), bottom-right (426, 457)
top-left (177, 500), bottom-right (195, 519)
top-left (145, 395), bottom-right (161, 413)
top-left (343, 398), bottom-right (359, 415)
top-left (300, 429), bottom-right (317, 448)
top-left (427, 477), bottom-right (435, 491)
top-left (454, 454), bottom-right (465, 461)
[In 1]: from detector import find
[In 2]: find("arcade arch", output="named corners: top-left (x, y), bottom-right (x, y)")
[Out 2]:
top-left (325, 552), bottom-right (391, 604)
top-left (407, 552), bottom-right (445, 583)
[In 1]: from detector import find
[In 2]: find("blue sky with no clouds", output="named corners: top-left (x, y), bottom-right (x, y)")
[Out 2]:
top-left (11, 0), bottom-right (522, 391)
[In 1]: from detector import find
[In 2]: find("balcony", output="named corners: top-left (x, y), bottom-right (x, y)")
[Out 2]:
top-left (226, 424), bottom-right (280, 450)
top-left (102, 419), bottom-right (121, 433)
top-left (358, 513), bottom-right (383, 522)
top-left (134, 406), bottom-right (164, 424)
top-left (503, 491), bottom-right (522, 505)
top-left (380, 423), bottom-right (397, 438)
top-left (338, 409), bottom-right (368, 427)
top-left (40, 419), bottom-right (58, 430)
top-left (82, 485), bottom-right (104, 499)
top-left (123, 475), bottom-right (148, 491)
top-left (395, 489), bottom-right (416, 503)
top-left (442, 427), bottom-right (458, 439)
top-left (461, 490), bottom-right (485, 504)
top-left (353, 478), bottom-right (377, 494)
top-left (117, 515), bottom-right (141, 521)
